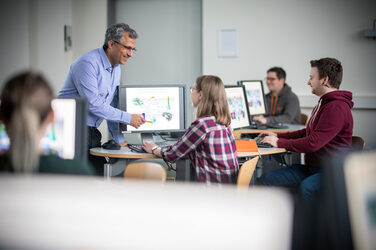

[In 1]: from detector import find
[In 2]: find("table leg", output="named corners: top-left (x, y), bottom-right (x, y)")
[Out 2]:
top-left (104, 163), bottom-right (112, 181)
top-left (176, 159), bottom-right (192, 182)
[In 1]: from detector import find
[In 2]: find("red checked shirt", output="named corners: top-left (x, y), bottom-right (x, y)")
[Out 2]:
top-left (160, 116), bottom-right (239, 184)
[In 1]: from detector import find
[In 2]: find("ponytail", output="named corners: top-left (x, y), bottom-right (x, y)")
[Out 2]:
top-left (8, 107), bottom-right (40, 172)
top-left (0, 72), bottom-right (53, 173)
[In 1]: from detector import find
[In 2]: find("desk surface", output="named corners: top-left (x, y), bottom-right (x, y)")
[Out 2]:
top-left (232, 124), bottom-right (306, 139)
top-left (90, 146), bottom-right (286, 159)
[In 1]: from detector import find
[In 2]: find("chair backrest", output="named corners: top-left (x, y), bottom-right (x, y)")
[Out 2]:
top-left (124, 162), bottom-right (167, 182)
top-left (237, 157), bottom-right (259, 188)
top-left (301, 113), bottom-right (308, 125)
top-left (351, 136), bottom-right (365, 151)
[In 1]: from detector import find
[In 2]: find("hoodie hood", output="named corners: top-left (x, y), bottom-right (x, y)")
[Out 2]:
top-left (279, 83), bottom-right (292, 97)
top-left (320, 90), bottom-right (354, 109)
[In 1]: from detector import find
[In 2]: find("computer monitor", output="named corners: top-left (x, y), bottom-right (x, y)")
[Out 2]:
top-left (0, 98), bottom-right (88, 162)
top-left (237, 80), bottom-right (267, 116)
top-left (224, 85), bottom-right (251, 130)
top-left (118, 85), bottom-right (185, 141)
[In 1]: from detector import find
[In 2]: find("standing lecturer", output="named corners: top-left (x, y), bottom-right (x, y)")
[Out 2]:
top-left (59, 23), bottom-right (145, 174)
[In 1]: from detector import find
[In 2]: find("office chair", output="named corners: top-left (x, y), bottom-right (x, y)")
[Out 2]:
top-left (237, 157), bottom-right (259, 188)
top-left (351, 136), bottom-right (365, 151)
top-left (300, 113), bottom-right (308, 125)
top-left (124, 162), bottom-right (167, 182)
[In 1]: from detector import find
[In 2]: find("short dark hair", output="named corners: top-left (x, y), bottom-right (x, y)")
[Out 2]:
top-left (103, 23), bottom-right (138, 50)
top-left (310, 58), bottom-right (343, 89)
top-left (267, 67), bottom-right (286, 80)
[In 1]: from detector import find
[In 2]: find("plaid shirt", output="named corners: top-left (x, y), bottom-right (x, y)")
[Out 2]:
top-left (161, 116), bottom-right (239, 184)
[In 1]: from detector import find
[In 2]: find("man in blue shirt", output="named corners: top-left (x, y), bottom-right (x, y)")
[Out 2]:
top-left (59, 23), bottom-right (145, 174)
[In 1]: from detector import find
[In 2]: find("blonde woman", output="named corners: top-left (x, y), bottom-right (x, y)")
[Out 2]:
top-left (0, 72), bottom-right (94, 175)
top-left (143, 75), bottom-right (239, 184)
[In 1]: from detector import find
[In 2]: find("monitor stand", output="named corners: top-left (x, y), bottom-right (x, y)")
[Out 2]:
top-left (141, 133), bottom-right (154, 143)
top-left (249, 120), bottom-right (259, 129)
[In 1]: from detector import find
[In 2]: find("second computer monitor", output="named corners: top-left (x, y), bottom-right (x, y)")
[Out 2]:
top-left (238, 80), bottom-right (267, 116)
top-left (224, 85), bottom-right (251, 130)
top-left (118, 85), bottom-right (185, 134)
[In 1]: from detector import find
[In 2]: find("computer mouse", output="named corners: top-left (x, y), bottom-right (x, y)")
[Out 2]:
top-left (102, 140), bottom-right (120, 150)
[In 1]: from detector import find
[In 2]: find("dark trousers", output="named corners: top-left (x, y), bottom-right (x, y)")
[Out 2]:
top-left (258, 164), bottom-right (321, 203)
top-left (88, 126), bottom-right (107, 176)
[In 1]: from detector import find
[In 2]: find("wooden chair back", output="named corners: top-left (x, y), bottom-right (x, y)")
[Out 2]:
top-left (352, 136), bottom-right (365, 151)
top-left (301, 113), bottom-right (308, 125)
top-left (237, 157), bottom-right (259, 188)
top-left (124, 162), bottom-right (167, 182)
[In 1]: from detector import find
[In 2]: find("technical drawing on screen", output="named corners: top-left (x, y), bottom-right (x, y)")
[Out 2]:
top-left (118, 85), bottom-right (186, 135)
top-left (238, 80), bottom-right (267, 116)
top-left (224, 86), bottom-right (251, 130)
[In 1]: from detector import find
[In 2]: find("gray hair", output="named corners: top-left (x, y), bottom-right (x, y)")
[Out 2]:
top-left (103, 23), bottom-right (138, 50)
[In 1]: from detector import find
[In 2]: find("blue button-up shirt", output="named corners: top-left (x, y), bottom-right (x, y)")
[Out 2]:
top-left (59, 48), bottom-right (130, 143)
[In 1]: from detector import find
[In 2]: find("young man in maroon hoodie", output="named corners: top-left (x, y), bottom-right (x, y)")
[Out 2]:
top-left (258, 58), bottom-right (353, 202)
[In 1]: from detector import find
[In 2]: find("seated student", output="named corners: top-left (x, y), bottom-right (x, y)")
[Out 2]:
top-left (253, 67), bottom-right (301, 125)
top-left (0, 72), bottom-right (94, 175)
top-left (143, 75), bottom-right (239, 184)
top-left (258, 58), bottom-right (353, 202)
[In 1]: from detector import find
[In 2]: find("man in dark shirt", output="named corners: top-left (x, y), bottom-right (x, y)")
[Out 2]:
top-left (253, 67), bottom-right (301, 125)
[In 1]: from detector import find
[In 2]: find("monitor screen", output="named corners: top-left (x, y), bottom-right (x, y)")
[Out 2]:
top-left (118, 85), bottom-right (185, 133)
top-left (238, 80), bottom-right (267, 116)
top-left (224, 86), bottom-right (251, 130)
top-left (0, 98), bottom-right (87, 161)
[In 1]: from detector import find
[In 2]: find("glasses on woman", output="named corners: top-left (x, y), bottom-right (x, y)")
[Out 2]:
top-left (190, 87), bottom-right (197, 93)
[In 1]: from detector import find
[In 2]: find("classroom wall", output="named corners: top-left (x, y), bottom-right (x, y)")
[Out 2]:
top-left (114, 0), bottom-right (202, 127)
top-left (0, 0), bottom-right (109, 143)
top-left (1, 0), bottom-right (375, 147)
top-left (203, 0), bottom-right (376, 148)
top-left (0, 0), bottom-right (30, 90)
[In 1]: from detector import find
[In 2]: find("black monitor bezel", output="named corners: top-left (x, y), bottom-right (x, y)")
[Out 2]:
top-left (237, 80), bottom-right (268, 116)
top-left (224, 85), bottom-right (252, 130)
top-left (118, 84), bottom-right (186, 134)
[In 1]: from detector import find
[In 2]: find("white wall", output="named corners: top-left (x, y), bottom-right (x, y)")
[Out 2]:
top-left (0, 0), bottom-right (109, 143)
top-left (115, 0), bottom-right (202, 126)
top-left (71, 0), bottom-right (109, 142)
top-left (0, 0), bottom-right (30, 90)
top-left (203, 0), bottom-right (376, 148)
top-left (29, 0), bottom-right (73, 94)
top-left (72, 0), bottom-right (107, 59)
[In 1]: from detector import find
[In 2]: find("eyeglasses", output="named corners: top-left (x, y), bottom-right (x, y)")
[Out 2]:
top-left (114, 41), bottom-right (137, 52)
top-left (190, 87), bottom-right (197, 93)
top-left (266, 77), bottom-right (277, 81)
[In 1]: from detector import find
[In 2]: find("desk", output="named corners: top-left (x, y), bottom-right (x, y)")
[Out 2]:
top-left (90, 147), bottom-right (287, 181)
top-left (233, 124), bottom-right (305, 139)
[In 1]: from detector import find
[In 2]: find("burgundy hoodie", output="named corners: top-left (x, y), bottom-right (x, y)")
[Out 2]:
top-left (277, 90), bottom-right (353, 168)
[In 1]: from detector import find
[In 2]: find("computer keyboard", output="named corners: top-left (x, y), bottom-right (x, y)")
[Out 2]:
top-left (254, 136), bottom-right (273, 148)
top-left (127, 144), bottom-right (147, 153)
top-left (266, 123), bottom-right (288, 129)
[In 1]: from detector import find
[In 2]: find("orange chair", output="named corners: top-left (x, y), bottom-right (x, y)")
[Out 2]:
top-left (301, 113), bottom-right (308, 125)
top-left (124, 162), bottom-right (167, 182)
top-left (237, 157), bottom-right (259, 188)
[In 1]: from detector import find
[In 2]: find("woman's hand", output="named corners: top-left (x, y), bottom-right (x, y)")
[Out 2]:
top-left (142, 141), bottom-right (157, 154)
